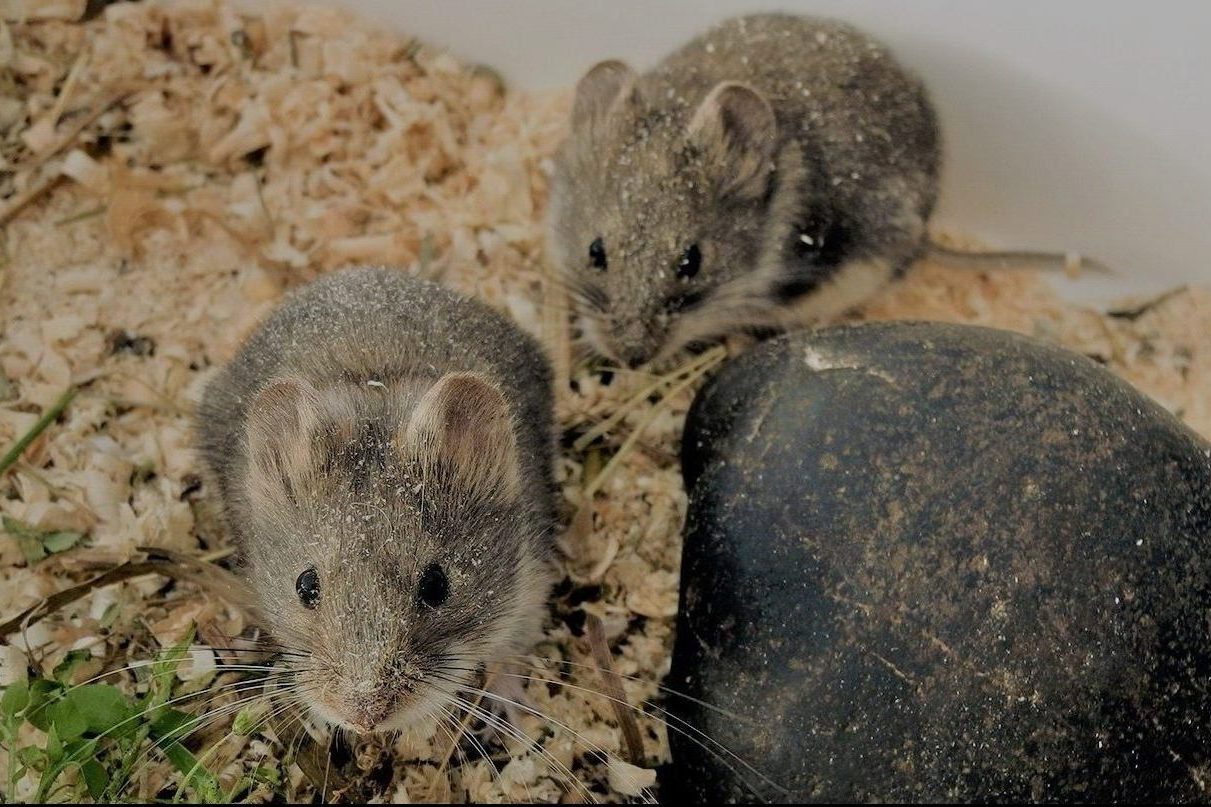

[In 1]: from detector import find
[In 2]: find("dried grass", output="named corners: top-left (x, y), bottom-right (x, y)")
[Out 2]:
top-left (1, 0), bottom-right (1208, 803)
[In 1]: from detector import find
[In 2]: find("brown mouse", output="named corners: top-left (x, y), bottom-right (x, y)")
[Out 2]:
top-left (195, 266), bottom-right (556, 733)
top-left (548, 13), bottom-right (1099, 368)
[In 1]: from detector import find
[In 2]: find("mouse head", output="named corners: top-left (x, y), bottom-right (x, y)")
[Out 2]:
top-left (239, 373), bottom-right (550, 734)
top-left (549, 60), bottom-right (778, 367)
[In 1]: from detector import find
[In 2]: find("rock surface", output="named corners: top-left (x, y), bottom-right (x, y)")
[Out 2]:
top-left (663, 322), bottom-right (1211, 802)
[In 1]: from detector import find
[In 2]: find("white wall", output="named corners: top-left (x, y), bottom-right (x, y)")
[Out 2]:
top-left (331, 1), bottom-right (1211, 295)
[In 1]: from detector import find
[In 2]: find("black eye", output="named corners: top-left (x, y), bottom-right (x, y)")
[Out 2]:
top-left (588, 237), bottom-right (607, 271)
top-left (677, 244), bottom-right (701, 280)
top-left (295, 568), bottom-right (320, 609)
top-left (419, 562), bottom-right (450, 608)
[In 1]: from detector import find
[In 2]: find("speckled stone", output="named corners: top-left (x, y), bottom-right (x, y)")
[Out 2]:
top-left (663, 322), bottom-right (1211, 803)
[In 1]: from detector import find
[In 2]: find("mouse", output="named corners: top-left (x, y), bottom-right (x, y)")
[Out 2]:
top-left (195, 266), bottom-right (557, 734)
top-left (547, 13), bottom-right (1099, 368)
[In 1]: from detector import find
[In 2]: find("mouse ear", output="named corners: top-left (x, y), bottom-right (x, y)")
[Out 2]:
top-left (688, 81), bottom-right (777, 200)
top-left (572, 59), bottom-right (638, 130)
top-left (402, 372), bottom-right (521, 500)
top-left (245, 376), bottom-right (325, 505)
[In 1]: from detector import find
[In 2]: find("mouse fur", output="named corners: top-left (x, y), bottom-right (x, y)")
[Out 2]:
top-left (548, 13), bottom-right (940, 366)
top-left (195, 266), bottom-right (557, 733)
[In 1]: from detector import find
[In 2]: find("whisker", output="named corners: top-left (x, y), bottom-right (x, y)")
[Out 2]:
top-left (491, 669), bottom-right (780, 796)
top-left (53, 671), bottom-right (302, 759)
top-left (63, 671), bottom-right (310, 798)
top-left (445, 695), bottom-right (594, 804)
top-left (436, 702), bottom-right (514, 799)
top-left (111, 693), bottom-right (285, 799)
top-left (166, 691), bottom-right (306, 801)
top-left (22, 657), bottom-right (308, 728)
top-left (499, 653), bottom-right (758, 725)
top-left (431, 712), bottom-right (464, 799)
top-left (440, 654), bottom-right (785, 797)
top-left (122, 685), bottom-right (321, 799)
top-left (435, 674), bottom-right (644, 803)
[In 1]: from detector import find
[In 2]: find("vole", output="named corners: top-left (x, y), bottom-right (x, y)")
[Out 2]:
top-left (548, 13), bottom-right (1097, 367)
top-left (195, 266), bottom-right (556, 734)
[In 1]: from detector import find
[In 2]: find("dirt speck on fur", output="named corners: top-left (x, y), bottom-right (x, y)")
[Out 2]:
top-left (1, 1), bottom-right (1209, 803)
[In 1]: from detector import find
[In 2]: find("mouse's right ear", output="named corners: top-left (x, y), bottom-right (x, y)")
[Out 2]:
top-left (245, 376), bottom-right (325, 505)
top-left (572, 60), bottom-right (638, 130)
top-left (401, 372), bottom-right (521, 500)
top-left (688, 81), bottom-right (777, 200)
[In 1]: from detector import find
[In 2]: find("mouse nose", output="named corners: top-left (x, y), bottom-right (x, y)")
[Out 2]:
top-left (618, 345), bottom-right (651, 369)
top-left (347, 701), bottom-right (394, 733)
top-left (610, 319), bottom-right (658, 369)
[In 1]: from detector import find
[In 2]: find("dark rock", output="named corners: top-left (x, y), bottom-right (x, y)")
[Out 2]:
top-left (664, 322), bottom-right (1211, 803)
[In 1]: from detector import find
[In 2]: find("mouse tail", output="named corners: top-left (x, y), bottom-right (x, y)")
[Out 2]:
top-left (925, 238), bottom-right (1113, 276)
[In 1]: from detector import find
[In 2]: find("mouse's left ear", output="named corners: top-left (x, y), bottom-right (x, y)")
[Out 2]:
top-left (572, 59), bottom-right (638, 131)
top-left (688, 81), bottom-right (777, 200)
top-left (401, 372), bottom-right (522, 500)
top-left (245, 376), bottom-right (328, 507)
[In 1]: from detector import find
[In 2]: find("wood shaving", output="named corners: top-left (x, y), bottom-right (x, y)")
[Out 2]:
top-left (1, 1), bottom-right (1208, 803)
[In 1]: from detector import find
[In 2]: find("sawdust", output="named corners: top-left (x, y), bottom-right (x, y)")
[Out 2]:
top-left (0, 0), bottom-right (1208, 803)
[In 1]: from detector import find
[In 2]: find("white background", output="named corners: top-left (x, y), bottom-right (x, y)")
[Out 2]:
top-left (329, 1), bottom-right (1211, 297)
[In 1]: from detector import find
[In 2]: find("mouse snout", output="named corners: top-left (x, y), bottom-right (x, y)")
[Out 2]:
top-left (347, 702), bottom-right (393, 733)
top-left (617, 343), bottom-right (653, 369)
top-left (610, 319), bottom-right (662, 369)
top-left (325, 671), bottom-right (415, 733)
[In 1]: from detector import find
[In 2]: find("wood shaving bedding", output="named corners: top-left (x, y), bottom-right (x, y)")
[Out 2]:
top-left (0, 0), bottom-right (1207, 803)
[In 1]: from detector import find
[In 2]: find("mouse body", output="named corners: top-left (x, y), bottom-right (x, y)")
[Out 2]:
top-left (196, 266), bottom-right (556, 733)
top-left (548, 13), bottom-right (942, 366)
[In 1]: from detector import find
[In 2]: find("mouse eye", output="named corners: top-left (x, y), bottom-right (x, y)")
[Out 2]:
top-left (295, 568), bottom-right (321, 609)
top-left (588, 237), bottom-right (607, 271)
top-left (418, 562), bottom-right (450, 608)
top-left (676, 244), bottom-right (701, 280)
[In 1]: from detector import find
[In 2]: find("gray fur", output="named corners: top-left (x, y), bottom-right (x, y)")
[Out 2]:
top-left (196, 266), bottom-right (556, 732)
top-left (548, 13), bottom-right (941, 366)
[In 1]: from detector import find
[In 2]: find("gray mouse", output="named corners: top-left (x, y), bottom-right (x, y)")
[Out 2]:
top-left (548, 13), bottom-right (1095, 367)
top-left (195, 266), bottom-right (556, 733)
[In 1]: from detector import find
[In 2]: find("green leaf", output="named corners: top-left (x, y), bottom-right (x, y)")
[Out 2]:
top-left (62, 737), bottom-right (96, 759)
top-left (44, 722), bottom-right (63, 761)
top-left (147, 708), bottom-right (224, 800)
top-left (16, 744), bottom-right (47, 772)
top-left (48, 698), bottom-right (88, 741)
top-left (80, 759), bottom-right (109, 800)
top-left (149, 626), bottom-right (196, 706)
top-left (99, 601), bottom-right (121, 628)
top-left (232, 702), bottom-right (266, 736)
top-left (10, 533), bottom-right (46, 564)
top-left (65, 684), bottom-right (132, 734)
top-left (1, 515), bottom-right (84, 564)
top-left (149, 708), bottom-right (193, 743)
top-left (42, 530), bottom-right (83, 553)
top-left (23, 679), bottom-right (63, 731)
top-left (169, 748), bottom-right (224, 803)
top-left (3, 515), bottom-right (37, 539)
top-left (1, 679), bottom-right (30, 717)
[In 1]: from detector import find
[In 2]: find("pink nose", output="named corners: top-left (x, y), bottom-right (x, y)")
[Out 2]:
top-left (348, 703), bottom-right (392, 733)
top-left (611, 320), bottom-right (657, 368)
